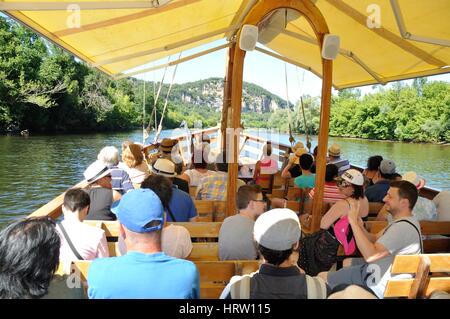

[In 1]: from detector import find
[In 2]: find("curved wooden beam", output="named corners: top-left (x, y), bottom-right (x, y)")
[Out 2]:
top-left (226, 0), bottom-right (333, 230)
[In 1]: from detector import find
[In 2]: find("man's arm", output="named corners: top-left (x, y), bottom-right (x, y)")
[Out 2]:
top-left (348, 201), bottom-right (389, 263)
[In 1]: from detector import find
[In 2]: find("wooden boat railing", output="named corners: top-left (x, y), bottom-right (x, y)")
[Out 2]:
top-left (27, 126), bottom-right (440, 220)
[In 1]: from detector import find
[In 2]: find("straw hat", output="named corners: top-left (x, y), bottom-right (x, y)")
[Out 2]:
top-left (159, 138), bottom-right (178, 154)
top-left (402, 171), bottom-right (426, 189)
top-left (292, 141), bottom-right (305, 153)
top-left (328, 143), bottom-right (341, 157)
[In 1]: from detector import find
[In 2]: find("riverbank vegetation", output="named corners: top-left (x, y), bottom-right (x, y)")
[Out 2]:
top-left (0, 17), bottom-right (449, 143)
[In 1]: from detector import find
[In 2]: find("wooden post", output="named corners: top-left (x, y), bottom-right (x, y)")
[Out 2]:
top-left (310, 58), bottom-right (333, 231)
top-left (225, 47), bottom-right (246, 218)
top-left (221, 44), bottom-right (235, 152)
top-left (225, 0), bottom-right (332, 220)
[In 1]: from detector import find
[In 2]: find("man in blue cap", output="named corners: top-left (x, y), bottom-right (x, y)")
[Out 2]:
top-left (87, 189), bottom-right (200, 299)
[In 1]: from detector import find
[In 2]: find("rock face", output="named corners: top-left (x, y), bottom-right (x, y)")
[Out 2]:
top-left (156, 77), bottom-right (291, 113)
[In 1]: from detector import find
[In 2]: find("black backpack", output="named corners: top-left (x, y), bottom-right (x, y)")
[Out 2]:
top-left (298, 229), bottom-right (340, 276)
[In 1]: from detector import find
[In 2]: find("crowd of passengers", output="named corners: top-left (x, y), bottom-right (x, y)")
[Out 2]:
top-left (0, 137), bottom-right (449, 299)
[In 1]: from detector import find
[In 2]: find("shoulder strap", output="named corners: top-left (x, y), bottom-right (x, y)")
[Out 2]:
top-left (393, 219), bottom-right (423, 254)
top-left (305, 275), bottom-right (328, 299)
top-left (57, 222), bottom-right (84, 260)
top-left (230, 273), bottom-right (255, 299)
top-left (166, 205), bottom-right (177, 222)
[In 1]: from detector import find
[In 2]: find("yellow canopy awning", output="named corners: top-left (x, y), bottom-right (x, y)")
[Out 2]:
top-left (2, 0), bottom-right (449, 89)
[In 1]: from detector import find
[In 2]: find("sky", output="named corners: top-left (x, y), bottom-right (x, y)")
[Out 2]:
top-left (132, 39), bottom-right (450, 104)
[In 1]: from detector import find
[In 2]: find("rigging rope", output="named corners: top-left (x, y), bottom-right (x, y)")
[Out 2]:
top-left (146, 56), bottom-right (171, 133)
top-left (284, 63), bottom-right (295, 146)
top-left (142, 80), bottom-right (147, 144)
top-left (296, 67), bottom-right (312, 152)
top-left (154, 52), bottom-right (182, 143)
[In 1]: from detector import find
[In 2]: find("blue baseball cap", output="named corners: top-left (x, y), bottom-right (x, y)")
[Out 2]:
top-left (111, 189), bottom-right (164, 233)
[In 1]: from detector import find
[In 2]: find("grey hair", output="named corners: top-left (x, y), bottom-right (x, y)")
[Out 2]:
top-left (97, 146), bottom-right (119, 167)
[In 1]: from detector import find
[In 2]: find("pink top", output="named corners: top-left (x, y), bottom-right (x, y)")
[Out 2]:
top-left (57, 216), bottom-right (109, 273)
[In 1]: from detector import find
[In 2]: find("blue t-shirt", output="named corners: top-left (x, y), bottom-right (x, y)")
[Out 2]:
top-left (88, 252), bottom-right (200, 299)
top-left (294, 174), bottom-right (316, 189)
top-left (365, 180), bottom-right (391, 202)
top-left (168, 186), bottom-right (197, 222)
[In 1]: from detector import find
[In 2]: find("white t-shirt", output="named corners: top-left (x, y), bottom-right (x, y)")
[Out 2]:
top-left (57, 216), bottom-right (109, 273)
top-left (184, 169), bottom-right (217, 186)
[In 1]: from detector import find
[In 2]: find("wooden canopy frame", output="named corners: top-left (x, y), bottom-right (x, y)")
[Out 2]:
top-left (224, 0), bottom-right (333, 232)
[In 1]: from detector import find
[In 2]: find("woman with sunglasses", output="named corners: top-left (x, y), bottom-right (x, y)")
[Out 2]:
top-left (316, 169), bottom-right (369, 258)
top-left (320, 169), bottom-right (369, 230)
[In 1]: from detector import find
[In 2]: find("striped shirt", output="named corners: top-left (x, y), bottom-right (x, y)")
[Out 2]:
top-left (109, 165), bottom-right (134, 194)
top-left (329, 158), bottom-right (351, 176)
top-left (308, 182), bottom-right (347, 204)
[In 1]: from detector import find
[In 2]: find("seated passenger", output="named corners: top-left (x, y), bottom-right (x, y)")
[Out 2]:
top-left (294, 153), bottom-right (316, 190)
top-left (121, 143), bottom-right (150, 185)
top-left (363, 155), bottom-right (383, 187)
top-left (97, 146), bottom-right (133, 194)
top-left (196, 151), bottom-right (245, 201)
top-left (142, 174), bottom-right (197, 222)
top-left (376, 171), bottom-right (437, 221)
top-left (308, 164), bottom-right (347, 204)
top-left (319, 181), bottom-right (422, 299)
top-left (219, 185), bottom-right (266, 260)
top-left (83, 161), bottom-right (121, 221)
top-left (0, 218), bottom-right (61, 299)
top-left (365, 159), bottom-right (397, 202)
top-left (281, 142), bottom-right (308, 179)
top-left (87, 189), bottom-right (200, 299)
top-left (57, 188), bottom-right (109, 273)
top-left (151, 158), bottom-right (189, 194)
top-left (253, 142), bottom-right (278, 185)
top-left (179, 149), bottom-right (217, 187)
top-left (433, 190), bottom-right (450, 221)
top-left (327, 143), bottom-right (350, 176)
top-left (220, 208), bottom-right (329, 299)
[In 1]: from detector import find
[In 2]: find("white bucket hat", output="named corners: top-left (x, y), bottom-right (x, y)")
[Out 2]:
top-left (83, 160), bottom-right (111, 183)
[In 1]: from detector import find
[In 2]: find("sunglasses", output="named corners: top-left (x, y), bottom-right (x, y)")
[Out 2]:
top-left (336, 179), bottom-right (352, 188)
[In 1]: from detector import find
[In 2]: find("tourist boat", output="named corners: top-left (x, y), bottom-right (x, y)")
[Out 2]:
top-left (7, 0), bottom-right (445, 227)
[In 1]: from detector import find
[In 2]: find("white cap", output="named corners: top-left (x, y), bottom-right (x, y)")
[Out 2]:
top-left (254, 208), bottom-right (301, 251)
top-left (341, 169), bottom-right (364, 186)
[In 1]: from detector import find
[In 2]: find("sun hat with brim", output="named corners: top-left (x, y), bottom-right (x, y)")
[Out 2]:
top-left (83, 160), bottom-right (111, 183)
top-left (402, 171), bottom-right (426, 189)
top-left (340, 169), bottom-right (364, 186)
top-left (159, 138), bottom-right (177, 154)
top-left (293, 148), bottom-right (308, 164)
top-left (151, 158), bottom-right (177, 177)
top-left (111, 188), bottom-right (164, 233)
top-left (328, 143), bottom-right (341, 157)
top-left (253, 208), bottom-right (301, 251)
top-left (292, 141), bottom-right (305, 153)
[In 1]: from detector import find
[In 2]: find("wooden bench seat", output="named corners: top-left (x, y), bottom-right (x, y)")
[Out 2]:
top-left (384, 254), bottom-right (450, 298)
top-left (84, 220), bottom-right (223, 259)
top-left (71, 259), bottom-right (260, 299)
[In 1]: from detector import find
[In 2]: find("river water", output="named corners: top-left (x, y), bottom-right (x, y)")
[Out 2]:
top-left (0, 129), bottom-right (448, 228)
